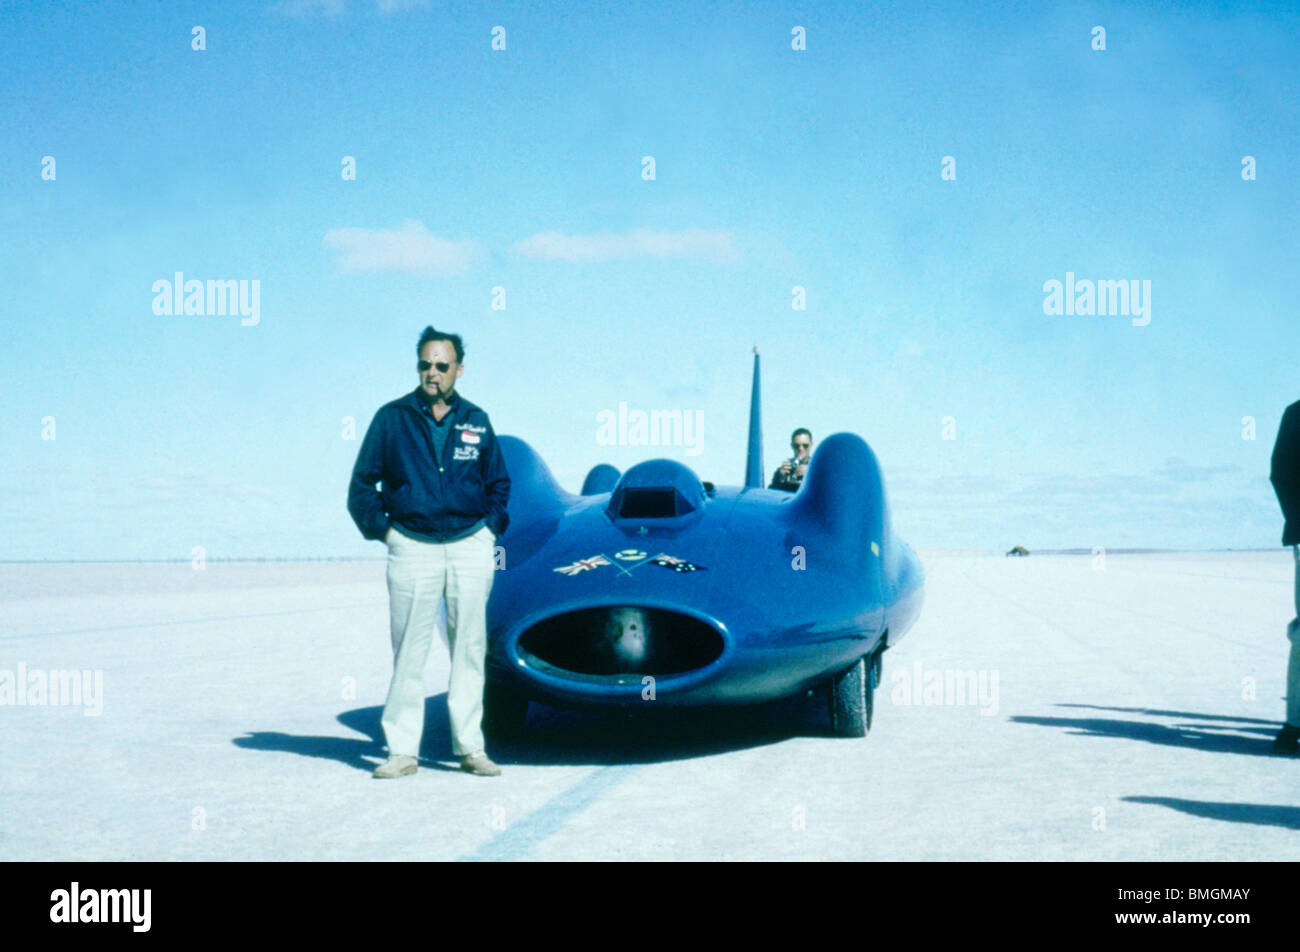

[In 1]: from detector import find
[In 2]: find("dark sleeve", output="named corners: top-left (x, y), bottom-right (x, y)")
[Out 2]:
top-left (1272, 405), bottom-right (1300, 521)
top-left (347, 410), bottom-right (391, 541)
top-left (769, 465), bottom-right (790, 491)
top-left (479, 417), bottom-right (511, 538)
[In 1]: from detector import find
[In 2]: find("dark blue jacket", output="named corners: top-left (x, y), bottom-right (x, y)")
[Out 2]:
top-left (1272, 400), bottom-right (1300, 546)
top-left (348, 389), bottom-right (511, 542)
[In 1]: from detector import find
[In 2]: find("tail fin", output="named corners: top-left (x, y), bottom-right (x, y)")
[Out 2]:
top-left (744, 346), bottom-right (763, 488)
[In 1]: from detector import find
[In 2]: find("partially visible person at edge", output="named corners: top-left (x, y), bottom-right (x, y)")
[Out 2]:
top-left (347, 326), bottom-right (511, 778)
top-left (1271, 399), bottom-right (1300, 755)
top-left (770, 428), bottom-right (813, 492)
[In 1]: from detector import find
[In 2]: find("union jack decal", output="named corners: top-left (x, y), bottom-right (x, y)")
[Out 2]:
top-left (553, 554), bottom-right (612, 576)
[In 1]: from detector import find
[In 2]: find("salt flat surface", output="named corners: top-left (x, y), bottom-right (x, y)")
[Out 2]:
top-left (1, 552), bottom-right (1296, 861)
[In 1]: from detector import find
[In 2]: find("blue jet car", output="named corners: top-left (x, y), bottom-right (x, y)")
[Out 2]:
top-left (484, 351), bottom-right (923, 738)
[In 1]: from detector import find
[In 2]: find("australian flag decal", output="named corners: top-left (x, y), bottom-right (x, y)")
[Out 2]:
top-left (651, 553), bottom-right (706, 573)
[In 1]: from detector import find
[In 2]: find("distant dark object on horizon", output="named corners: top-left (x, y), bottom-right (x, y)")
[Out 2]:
top-left (1006, 546), bottom-right (1030, 557)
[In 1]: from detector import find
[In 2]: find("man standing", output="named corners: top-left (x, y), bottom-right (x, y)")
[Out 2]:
top-left (1271, 399), bottom-right (1300, 755)
top-left (348, 327), bottom-right (511, 778)
top-left (770, 428), bottom-right (813, 492)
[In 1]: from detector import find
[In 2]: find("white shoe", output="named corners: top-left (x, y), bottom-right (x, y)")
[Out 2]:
top-left (372, 754), bottom-right (417, 779)
top-left (459, 750), bottom-right (502, 777)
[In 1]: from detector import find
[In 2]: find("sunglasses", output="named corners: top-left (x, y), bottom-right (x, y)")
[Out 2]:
top-left (794, 441), bottom-right (811, 448)
top-left (418, 360), bottom-right (452, 373)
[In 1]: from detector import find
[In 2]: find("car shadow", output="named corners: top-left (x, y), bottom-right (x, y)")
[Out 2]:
top-left (235, 690), bottom-right (839, 772)
top-left (1124, 796), bottom-right (1300, 831)
top-left (1010, 704), bottom-right (1283, 757)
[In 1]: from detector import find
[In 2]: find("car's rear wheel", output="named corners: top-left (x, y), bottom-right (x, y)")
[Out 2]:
top-left (828, 653), bottom-right (874, 737)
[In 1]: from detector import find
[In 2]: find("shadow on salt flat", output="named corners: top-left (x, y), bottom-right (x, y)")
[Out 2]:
top-left (1124, 796), bottom-right (1300, 831)
top-left (1056, 704), bottom-right (1278, 725)
top-left (1011, 704), bottom-right (1281, 758)
top-left (234, 690), bottom-right (836, 772)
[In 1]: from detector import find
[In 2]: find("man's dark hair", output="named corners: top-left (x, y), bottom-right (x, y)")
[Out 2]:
top-left (416, 326), bottom-right (465, 364)
top-left (792, 428), bottom-right (812, 443)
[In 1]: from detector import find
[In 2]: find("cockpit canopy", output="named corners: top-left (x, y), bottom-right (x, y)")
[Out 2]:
top-left (606, 459), bottom-right (707, 521)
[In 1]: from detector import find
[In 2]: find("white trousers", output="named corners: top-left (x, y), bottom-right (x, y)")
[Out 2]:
top-left (382, 525), bottom-right (496, 758)
top-left (1288, 545), bottom-right (1300, 727)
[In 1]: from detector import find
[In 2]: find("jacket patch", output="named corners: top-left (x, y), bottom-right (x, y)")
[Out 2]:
top-left (456, 423), bottom-right (487, 433)
top-left (454, 446), bottom-right (479, 461)
top-left (460, 431), bottom-right (481, 444)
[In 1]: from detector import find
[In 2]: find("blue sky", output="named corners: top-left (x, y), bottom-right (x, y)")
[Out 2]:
top-left (2, 0), bottom-right (1296, 559)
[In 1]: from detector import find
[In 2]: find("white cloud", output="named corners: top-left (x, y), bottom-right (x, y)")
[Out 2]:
top-left (515, 228), bottom-right (738, 264)
top-left (323, 220), bottom-right (481, 275)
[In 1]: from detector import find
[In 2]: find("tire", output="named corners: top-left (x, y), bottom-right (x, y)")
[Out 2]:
top-left (483, 680), bottom-right (529, 741)
top-left (828, 654), bottom-right (874, 738)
